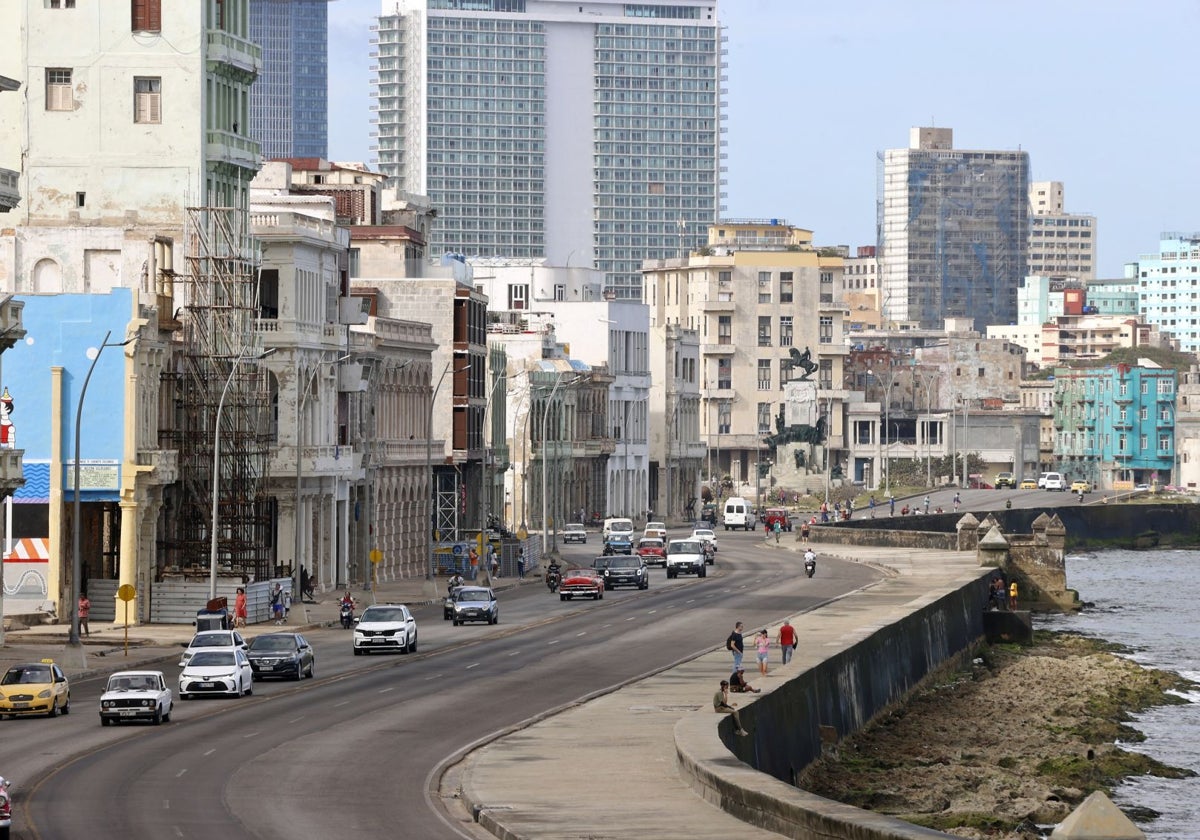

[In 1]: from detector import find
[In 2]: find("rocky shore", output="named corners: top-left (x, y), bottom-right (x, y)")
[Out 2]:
top-left (800, 632), bottom-right (1197, 839)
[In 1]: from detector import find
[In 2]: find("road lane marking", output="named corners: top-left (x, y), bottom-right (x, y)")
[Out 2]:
top-left (508, 650), bottom-right (521, 656)
top-left (242, 732), bottom-right (260, 739)
top-left (424, 674), bottom-right (441, 681)
top-left (576, 632), bottom-right (587, 637)
top-left (203, 749), bottom-right (217, 757)
top-left (624, 616), bottom-right (637, 621)
top-left (548, 639), bottom-right (559, 645)
top-left (288, 717), bottom-right (304, 724)
top-left (686, 599), bottom-right (695, 603)
top-left (601, 623), bottom-right (613, 628)
top-left (163, 801), bottom-right (169, 810)
top-left (334, 700), bottom-right (350, 707)
top-left (648, 610), bottom-right (657, 614)
top-left (175, 769), bottom-right (187, 778)
top-left (466, 662), bottom-right (479, 669)
top-left (378, 687), bottom-right (394, 693)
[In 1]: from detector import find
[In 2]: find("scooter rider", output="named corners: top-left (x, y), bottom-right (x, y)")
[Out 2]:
top-left (545, 558), bottom-right (563, 591)
top-left (803, 548), bottom-right (816, 577)
top-left (448, 572), bottom-right (465, 592)
top-left (339, 590), bottom-right (356, 627)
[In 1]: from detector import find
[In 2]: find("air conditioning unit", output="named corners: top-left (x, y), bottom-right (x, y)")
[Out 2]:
top-left (337, 362), bottom-right (367, 392)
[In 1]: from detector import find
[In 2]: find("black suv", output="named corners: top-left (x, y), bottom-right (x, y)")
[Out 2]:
top-left (599, 555), bottom-right (649, 590)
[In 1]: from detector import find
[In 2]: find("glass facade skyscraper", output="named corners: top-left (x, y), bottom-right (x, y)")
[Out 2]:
top-left (251, 0), bottom-right (329, 160)
top-left (374, 0), bottom-right (723, 299)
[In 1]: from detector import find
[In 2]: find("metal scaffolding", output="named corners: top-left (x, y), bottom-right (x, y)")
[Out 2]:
top-left (172, 207), bottom-right (274, 582)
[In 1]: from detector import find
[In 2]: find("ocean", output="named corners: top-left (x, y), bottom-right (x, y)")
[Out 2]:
top-left (1043, 548), bottom-right (1200, 839)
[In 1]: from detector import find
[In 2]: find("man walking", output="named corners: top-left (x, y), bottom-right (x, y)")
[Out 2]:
top-left (725, 621), bottom-right (745, 674)
top-left (776, 619), bottom-right (796, 665)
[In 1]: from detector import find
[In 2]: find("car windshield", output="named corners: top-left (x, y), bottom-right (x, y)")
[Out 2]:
top-left (669, 541), bottom-right (701, 554)
top-left (189, 651), bottom-right (235, 667)
top-left (565, 566), bottom-right (592, 575)
top-left (2, 665), bottom-right (51, 685)
top-left (638, 539), bottom-right (662, 548)
top-left (608, 557), bottom-right (639, 568)
top-left (107, 675), bottom-right (159, 691)
top-left (360, 607), bottom-right (408, 623)
top-left (694, 530), bottom-right (713, 538)
top-left (459, 590), bottom-right (492, 603)
top-left (249, 636), bottom-right (298, 652)
top-left (647, 523), bottom-right (665, 530)
top-left (191, 633), bottom-right (234, 648)
top-left (566, 523), bottom-right (583, 530)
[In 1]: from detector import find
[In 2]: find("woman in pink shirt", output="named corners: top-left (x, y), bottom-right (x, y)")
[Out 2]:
top-left (755, 629), bottom-right (770, 676)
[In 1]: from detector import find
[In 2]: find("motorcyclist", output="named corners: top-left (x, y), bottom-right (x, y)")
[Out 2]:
top-left (602, 541), bottom-right (615, 556)
top-left (339, 590), bottom-right (356, 627)
top-left (803, 548), bottom-right (816, 576)
top-left (545, 559), bottom-right (563, 591)
top-left (448, 572), bottom-right (465, 592)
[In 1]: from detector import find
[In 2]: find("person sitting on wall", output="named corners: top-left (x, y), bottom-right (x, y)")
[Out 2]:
top-left (728, 668), bottom-right (761, 694)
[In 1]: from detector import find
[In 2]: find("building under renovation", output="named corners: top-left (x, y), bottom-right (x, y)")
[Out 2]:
top-left (878, 127), bottom-right (1030, 331)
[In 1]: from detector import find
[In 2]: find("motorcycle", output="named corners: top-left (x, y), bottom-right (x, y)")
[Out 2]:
top-left (546, 567), bottom-right (562, 593)
top-left (804, 558), bottom-right (816, 578)
top-left (339, 602), bottom-right (355, 629)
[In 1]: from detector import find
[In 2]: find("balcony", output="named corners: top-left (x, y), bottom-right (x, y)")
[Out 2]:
top-left (0, 167), bottom-right (18, 212)
top-left (206, 29), bottom-right (262, 77)
top-left (135, 449), bottom-right (179, 484)
top-left (206, 129), bottom-right (260, 171)
top-left (699, 299), bottom-right (735, 313)
top-left (271, 444), bottom-right (359, 482)
top-left (701, 342), bottom-right (735, 355)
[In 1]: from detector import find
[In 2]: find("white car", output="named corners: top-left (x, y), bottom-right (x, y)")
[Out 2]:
top-left (178, 649), bottom-right (253, 700)
top-left (666, 538), bottom-right (707, 579)
top-left (562, 523), bottom-right (588, 544)
top-left (179, 629), bottom-right (247, 667)
top-left (691, 528), bottom-right (719, 552)
top-left (99, 670), bottom-right (173, 726)
top-left (353, 604), bottom-right (418, 655)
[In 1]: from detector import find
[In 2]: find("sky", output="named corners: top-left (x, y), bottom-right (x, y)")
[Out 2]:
top-left (328, 0), bottom-right (1200, 279)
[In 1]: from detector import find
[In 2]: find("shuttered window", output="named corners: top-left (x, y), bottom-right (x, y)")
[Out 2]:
top-left (134, 77), bottom-right (161, 124)
top-left (45, 68), bottom-right (72, 111)
top-left (131, 0), bottom-right (161, 32)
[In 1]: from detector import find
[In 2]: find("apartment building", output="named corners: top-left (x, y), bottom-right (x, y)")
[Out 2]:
top-left (1028, 181), bottom-right (1096, 281)
top-left (1129, 233), bottom-right (1200, 354)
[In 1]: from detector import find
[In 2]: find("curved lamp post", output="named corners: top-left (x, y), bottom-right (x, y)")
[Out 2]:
top-left (425, 361), bottom-right (470, 581)
top-left (209, 347), bottom-right (275, 600)
top-left (70, 331), bottom-right (134, 649)
top-left (540, 373), bottom-right (581, 556)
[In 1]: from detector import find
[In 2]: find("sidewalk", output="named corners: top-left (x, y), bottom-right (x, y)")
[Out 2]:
top-left (456, 538), bottom-right (983, 840)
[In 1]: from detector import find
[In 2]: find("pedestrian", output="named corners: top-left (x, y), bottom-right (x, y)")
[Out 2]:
top-left (776, 619), bottom-right (796, 665)
top-left (772, 519), bottom-right (781, 543)
top-left (800, 518), bottom-right (811, 543)
top-left (725, 621), bottom-right (745, 674)
top-left (517, 546), bottom-right (527, 578)
top-left (468, 547), bottom-right (479, 580)
top-left (270, 583), bottom-right (284, 625)
top-left (923, 495), bottom-right (931, 514)
top-left (755, 629), bottom-right (770, 677)
top-left (869, 495), bottom-right (876, 518)
top-left (78, 592), bottom-right (91, 637)
top-left (953, 492), bottom-right (961, 513)
top-left (1009, 579), bottom-right (1019, 610)
top-left (489, 545), bottom-right (500, 579)
top-left (889, 494), bottom-right (896, 517)
top-left (234, 587), bottom-right (248, 628)
top-left (282, 586), bottom-right (292, 622)
top-left (713, 680), bottom-right (749, 736)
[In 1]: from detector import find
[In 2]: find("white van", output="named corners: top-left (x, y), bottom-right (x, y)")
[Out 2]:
top-left (722, 497), bottom-right (754, 531)
top-left (602, 517), bottom-right (635, 541)
top-left (1042, 472), bottom-right (1066, 491)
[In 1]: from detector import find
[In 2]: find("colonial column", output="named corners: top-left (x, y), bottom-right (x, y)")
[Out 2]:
top-left (48, 367), bottom-right (64, 616)
top-left (115, 497), bottom-right (139, 625)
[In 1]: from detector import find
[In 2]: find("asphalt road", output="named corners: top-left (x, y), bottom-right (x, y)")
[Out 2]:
top-left (9, 531), bottom-right (880, 840)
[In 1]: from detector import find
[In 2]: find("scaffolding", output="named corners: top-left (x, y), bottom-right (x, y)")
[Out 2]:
top-left (172, 207), bottom-right (274, 582)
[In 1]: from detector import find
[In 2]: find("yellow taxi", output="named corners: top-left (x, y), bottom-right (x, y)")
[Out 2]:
top-left (0, 659), bottom-right (71, 718)
top-left (1019, 479), bottom-right (1038, 490)
top-left (1070, 480), bottom-right (1092, 494)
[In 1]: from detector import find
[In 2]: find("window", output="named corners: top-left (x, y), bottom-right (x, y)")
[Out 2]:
top-left (757, 360), bottom-right (771, 391)
top-left (348, 248), bottom-right (360, 278)
top-left (758, 271), bottom-right (771, 304)
top-left (780, 273), bottom-right (793, 303)
top-left (134, 77), bottom-right (161, 123)
top-left (46, 68), bottom-right (73, 111)
top-left (757, 402), bottom-right (772, 435)
top-left (1159, 434), bottom-right (1171, 453)
top-left (779, 315), bottom-right (793, 347)
top-left (48, 0), bottom-right (77, 7)
top-left (553, 283), bottom-right (565, 301)
top-left (717, 315), bottom-right (731, 345)
top-left (132, 0), bottom-right (162, 32)
top-left (757, 316), bottom-right (771, 346)
top-left (508, 284), bottom-right (528, 310)
top-left (717, 399), bottom-right (731, 434)
top-left (818, 316), bottom-right (833, 344)
top-left (717, 358), bottom-right (731, 390)
top-left (820, 271), bottom-right (833, 285)
top-left (779, 359), bottom-right (790, 388)
top-left (1158, 379), bottom-right (1174, 395)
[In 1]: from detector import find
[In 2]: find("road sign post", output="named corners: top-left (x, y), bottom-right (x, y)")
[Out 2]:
top-left (117, 584), bottom-right (136, 656)
top-left (369, 549), bottom-right (382, 605)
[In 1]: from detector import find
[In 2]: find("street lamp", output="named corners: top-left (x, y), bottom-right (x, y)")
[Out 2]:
top-left (70, 331), bottom-right (133, 649)
top-left (540, 372), bottom-right (582, 556)
top-left (915, 370), bottom-right (937, 488)
top-left (425, 360), bottom-right (470, 581)
top-left (210, 347), bottom-right (275, 600)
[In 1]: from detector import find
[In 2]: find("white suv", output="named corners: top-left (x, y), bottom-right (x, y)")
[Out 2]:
top-left (353, 604), bottom-right (418, 655)
top-left (1042, 472), bottom-right (1066, 491)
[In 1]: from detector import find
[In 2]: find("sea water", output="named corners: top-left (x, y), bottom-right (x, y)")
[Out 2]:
top-left (1042, 549), bottom-right (1200, 839)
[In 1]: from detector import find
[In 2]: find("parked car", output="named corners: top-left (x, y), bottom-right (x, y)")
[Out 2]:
top-left (1019, 479), bottom-right (1038, 490)
top-left (600, 554), bottom-right (649, 590)
top-left (99, 670), bottom-right (173, 725)
top-left (449, 586), bottom-right (498, 625)
top-left (1070, 480), bottom-right (1092, 494)
top-left (562, 523), bottom-right (588, 544)
top-left (0, 774), bottom-right (12, 840)
top-left (604, 534), bottom-right (634, 555)
top-left (246, 633), bottom-right (315, 680)
top-left (353, 604), bottom-right (418, 655)
top-left (761, 508), bottom-right (792, 532)
top-left (665, 538), bottom-right (707, 579)
top-left (995, 472), bottom-right (1015, 489)
top-left (178, 649), bottom-right (253, 700)
top-left (179, 629), bottom-right (248, 667)
top-left (1042, 472), bottom-right (1067, 491)
top-left (636, 537), bottom-right (666, 567)
top-left (0, 660), bottom-right (70, 718)
top-left (559, 565), bottom-right (605, 601)
top-left (643, 521), bottom-right (667, 540)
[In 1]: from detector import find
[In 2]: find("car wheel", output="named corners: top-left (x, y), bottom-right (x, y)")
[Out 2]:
top-left (244, 680), bottom-right (253, 697)
top-left (47, 698), bottom-right (58, 718)
top-left (560, 594), bottom-right (567, 601)
top-left (163, 704), bottom-right (171, 722)
top-left (62, 694), bottom-right (70, 715)
top-left (294, 664), bottom-right (303, 680)
top-left (698, 567), bottom-right (707, 578)
top-left (353, 647), bottom-right (363, 656)
top-left (180, 693), bottom-right (191, 701)
top-left (452, 619), bottom-right (460, 626)
top-left (100, 715), bottom-right (112, 727)
top-left (306, 661), bottom-right (315, 679)
top-left (153, 706), bottom-right (163, 725)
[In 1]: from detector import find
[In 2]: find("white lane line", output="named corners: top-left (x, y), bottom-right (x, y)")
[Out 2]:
top-left (424, 673), bottom-right (441, 681)
top-left (601, 624), bottom-right (613, 628)
top-left (576, 631), bottom-right (587, 637)
top-left (175, 769), bottom-right (187, 778)
top-left (379, 687), bottom-right (394, 693)
top-left (624, 616), bottom-right (637, 621)
top-left (163, 801), bottom-right (170, 810)
top-left (334, 700), bottom-right (350, 707)
top-left (686, 599), bottom-right (696, 604)
top-left (203, 749), bottom-right (217, 757)
top-left (242, 732), bottom-right (260, 739)
top-left (548, 639), bottom-right (559, 645)
top-left (648, 609), bottom-right (657, 614)
top-left (288, 717), bottom-right (304, 724)
top-left (466, 662), bottom-right (480, 669)
top-left (508, 650), bottom-right (521, 657)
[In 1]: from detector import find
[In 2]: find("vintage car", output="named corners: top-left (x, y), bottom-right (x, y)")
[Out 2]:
top-left (0, 774), bottom-right (11, 839)
top-left (643, 521), bottom-right (667, 540)
top-left (559, 565), bottom-right (605, 601)
top-left (0, 659), bottom-right (70, 718)
top-left (636, 537), bottom-right (666, 567)
top-left (561, 523), bottom-right (588, 544)
top-left (601, 555), bottom-right (649, 590)
top-left (691, 528), bottom-right (719, 553)
top-left (603, 533), bottom-right (633, 555)
top-left (761, 508), bottom-right (792, 532)
top-left (99, 670), bottom-right (173, 726)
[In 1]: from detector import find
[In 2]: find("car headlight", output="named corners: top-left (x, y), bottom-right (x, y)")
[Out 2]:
top-left (37, 689), bottom-right (51, 699)
top-left (102, 700), bottom-right (111, 709)
top-left (142, 699), bottom-right (152, 707)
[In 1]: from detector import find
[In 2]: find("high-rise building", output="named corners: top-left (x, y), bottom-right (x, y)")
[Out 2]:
top-left (1130, 233), bottom-right (1200, 354)
top-left (250, 0), bottom-right (329, 160)
top-left (1028, 181), bottom-right (1096, 281)
top-left (878, 127), bottom-right (1030, 331)
top-left (373, 0), bottom-right (723, 299)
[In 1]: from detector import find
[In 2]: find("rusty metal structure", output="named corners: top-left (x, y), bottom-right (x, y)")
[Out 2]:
top-left (169, 207), bottom-right (274, 582)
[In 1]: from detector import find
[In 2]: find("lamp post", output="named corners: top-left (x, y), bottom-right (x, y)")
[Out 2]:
top-left (210, 347), bottom-right (275, 600)
top-left (70, 331), bottom-right (133, 649)
top-left (823, 394), bottom-right (833, 506)
top-left (426, 360), bottom-right (469, 581)
top-left (915, 370), bottom-right (937, 487)
top-left (540, 373), bottom-right (580, 556)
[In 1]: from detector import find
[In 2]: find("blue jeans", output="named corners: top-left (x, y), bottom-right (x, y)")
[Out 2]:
top-left (731, 650), bottom-right (743, 673)
top-left (781, 645), bottom-right (793, 665)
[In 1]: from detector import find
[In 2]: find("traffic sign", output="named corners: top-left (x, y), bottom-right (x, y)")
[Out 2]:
top-left (369, 549), bottom-right (383, 565)
top-left (117, 584), bottom-right (136, 602)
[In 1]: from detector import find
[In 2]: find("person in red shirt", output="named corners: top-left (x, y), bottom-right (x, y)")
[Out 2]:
top-left (776, 619), bottom-right (796, 665)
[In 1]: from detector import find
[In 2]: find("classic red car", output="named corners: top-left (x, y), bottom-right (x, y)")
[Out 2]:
top-left (761, 508), bottom-right (792, 532)
top-left (559, 566), bottom-right (605, 601)
top-left (636, 537), bottom-right (666, 567)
